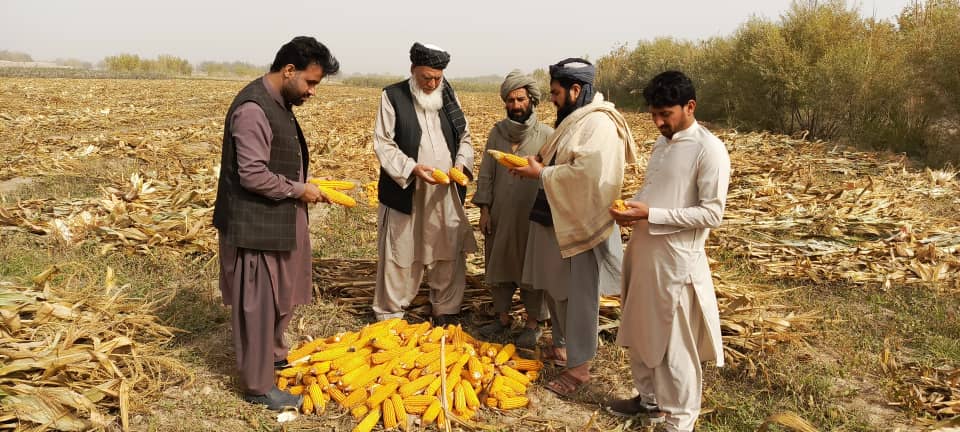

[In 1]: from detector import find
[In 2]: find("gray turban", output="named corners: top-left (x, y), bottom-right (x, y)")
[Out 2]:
top-left (410, 42), bottom-right (450, 70)
top-left (499, 69), bottom-right (541, 106)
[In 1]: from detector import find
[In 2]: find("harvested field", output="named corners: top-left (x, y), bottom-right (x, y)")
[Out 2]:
top-left (1, 77), bottom-right (958, 431)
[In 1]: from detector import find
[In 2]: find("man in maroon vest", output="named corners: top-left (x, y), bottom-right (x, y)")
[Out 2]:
top-left (213, 36), bottom-right (339, 410)
top-left (372, 42), bottom-right (477, 325)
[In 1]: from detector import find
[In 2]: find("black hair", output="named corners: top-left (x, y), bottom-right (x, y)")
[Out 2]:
top-left (269, 36), bottom-right (340, 75)
top-left (642, 70), bottom-right (696, 108)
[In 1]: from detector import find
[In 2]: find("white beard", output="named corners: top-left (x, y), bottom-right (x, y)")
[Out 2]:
top-left (409, 78), bottom-right (443, 112)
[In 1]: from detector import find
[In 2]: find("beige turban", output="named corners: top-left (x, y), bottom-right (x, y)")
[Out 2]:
top-left (499, 69), bottom-right (541, 106)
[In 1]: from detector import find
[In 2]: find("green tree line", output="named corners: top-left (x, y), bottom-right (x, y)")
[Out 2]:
top-left (595, 0), bottom-right (960, 167)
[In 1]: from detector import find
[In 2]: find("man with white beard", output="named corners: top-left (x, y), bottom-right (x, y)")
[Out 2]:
top-left (372, 42), bottom-right (477, 325)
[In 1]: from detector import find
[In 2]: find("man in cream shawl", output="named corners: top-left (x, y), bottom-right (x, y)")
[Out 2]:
top-left (608, 71), bottom-right (730, 432)
top-left (511, 58), bottom-right (637, 397)
top-left (473, 70), bottom-right (553, 349)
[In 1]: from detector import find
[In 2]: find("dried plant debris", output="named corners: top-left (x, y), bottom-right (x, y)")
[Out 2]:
top-left (0, 266), bottom-right (190, 431)
top-left (313, 258), bottom-right (818, 369)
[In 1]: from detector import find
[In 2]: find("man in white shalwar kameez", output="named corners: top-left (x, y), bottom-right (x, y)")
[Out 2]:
top-left (512, 58), bottom-right (637, 398)
top-left (372, 42), bottom-right (477, 325)
top-left (608, 71), bottom-right (731, 432)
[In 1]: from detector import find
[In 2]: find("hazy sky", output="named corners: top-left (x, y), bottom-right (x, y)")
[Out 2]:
top-left (1, 0), bottom-right (912, 77)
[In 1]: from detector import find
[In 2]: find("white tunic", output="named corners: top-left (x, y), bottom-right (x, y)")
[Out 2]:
top-left (616, 121), bottom-right (731, 368)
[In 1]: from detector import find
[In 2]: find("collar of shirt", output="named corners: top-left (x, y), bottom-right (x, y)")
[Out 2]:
top-left (261, 75), bottom-right (290, 111)
top-left (668, 120), bottom-right (700, 143)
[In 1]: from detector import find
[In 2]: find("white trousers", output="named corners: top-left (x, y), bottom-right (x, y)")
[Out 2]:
top-left (629, 283), bottom-right (707, 432)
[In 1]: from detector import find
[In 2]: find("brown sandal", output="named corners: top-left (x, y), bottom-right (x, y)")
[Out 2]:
top-left (544, 370), bottom-right (590, 398)
top-left (540, 346), bottom-right (567, 367)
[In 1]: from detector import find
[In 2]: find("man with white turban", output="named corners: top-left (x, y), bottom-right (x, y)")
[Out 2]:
top-left (372, 42), bottom-right (477, 326)
top-left (473, 70), bottom-right (553, 348)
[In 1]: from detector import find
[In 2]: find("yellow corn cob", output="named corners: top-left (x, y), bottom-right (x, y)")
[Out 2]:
top-left (454, 382), bottom-right (467, 413)
top-left (278, 365), bottom-right (310, 378)
top-left (372, 334), bottom-right (402, 351)
top-left (418, 342), bottom-right (441, 353)
top-left (494, 344), bottom-right (516, 365)
top-left (506, 358), bottom-right (544, 371)
top-left (367, 381), bottom-right (399, 409)
top-left (286, 338), bottom-right (326, 364)
top-left (499, 365), bottom-right (531, 385)
top-left (425, 326), bottom-right (445, 344)
top-left (424, 374), bottom-right (443, 397)
top-left (310, 345), bottom-right (354, 362)
top-left (405, 402), bottom-right (428, 415)
top-left (461, 379), bottom-right (480, 409)
top-left (490, 375), bottom-right (505, 394)
top-left (414, 348), bottom-right (440, 368)
top-left (328, 386), bottom-right (347, 405)
top-left (369, 348), bottom-right (400, 365)
top-left (487, 149), bottom-right (529, 168)
top-left (448, 167), bottom-right (469, 186)
top-left (437, 409), bottom-right (446, 426)
top-left (277, 377), bottom-right (288, 390)
top-left (383, 399), bottom-right (397, 430)
top-left (526, 370), bottom-right (539, 381)
top-left (302, 375), bottom-right (317, 386)
top-left (399, 372), bottom-right (435, 397)
top-left (492, 387), bottom-right (518, 399)
top-left (308, 179), bottom-right (356, 190)
top-left (379, 374), bottom-right (409, 387)
top-left (346, 364), bottom-right (388, 392)
top-left (333, 347), bottom-right (373, 371)
top-left (501, 375), bottom-right (527, 393)
top-left (402, 395), bottom-right (436, 408)
top-left (397, 347), bottom-right (422, 368)
top-left (316, 373), bottom-right (331, 390)
top-left (311, 361), bottom-right (333, 375)
top-left (364, 181), bottom-right (379, 206)
top-left (485, 397), bottom-right (499, 408)
top-left (318, 186), bottom-right (357, 208)
top-left (431, 168), bottom-right (450, 184)
top-left (289, 385), bottom-right (305, 395)
top-left (342, 387), bottom-right (367, 408)
top-left (339, 364), bottom-right (371, 389)
top-left (407, 367), bottom-right (423, 380)
top-left (351, 404), bottom-right (369, 420)
top-left (391, 394), bottom-right (407, 430)
top-left (308, 383), bottom-right (325, 414)
top-left (422, 399), bottom-right (442, 423)
top-left (353, 408), bottom-right (380, 432)
top-left (484, 343), bottom-right (502, 358)
top-left (499, 396), bottom-right (529, 410)
top-left (611, 199), bottom-right (628, 212)
top-left (467, 356), bottom-right (483, 380)
top-left (302, 393), bottom-right (314, 414)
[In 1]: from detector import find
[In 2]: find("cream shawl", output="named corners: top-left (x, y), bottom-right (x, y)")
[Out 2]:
top-left (539, 93), bottom-right (638, 258)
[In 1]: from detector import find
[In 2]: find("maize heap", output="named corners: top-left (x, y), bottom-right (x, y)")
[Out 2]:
top-left (278, 318), bottom-right (543, 431)
top-left (486, 149), bottom-right (529, 168)
top-left (611, 199), bottom-right (628, 212)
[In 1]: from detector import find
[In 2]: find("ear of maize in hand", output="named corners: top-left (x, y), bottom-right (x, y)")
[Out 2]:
top-left (487, 149), bottom-right (529, 168)
top-left (611, 199), bottom-right (628, 212)
top-left (431, 168), bottom-right (450, 184)
top-left (448, 167), bottom-right (469, 186)
top-left (318, 186), bottom-right (357, 208)
top-left (308, 178), bottom-right (356, 190)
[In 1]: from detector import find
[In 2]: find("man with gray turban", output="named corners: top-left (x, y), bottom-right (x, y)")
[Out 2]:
top-left (511, 58), bottom-right (638, 398)
top-left (372, 42), bottom-right (476, 326)
top-left (473, 70), bottom-right (553, 348)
